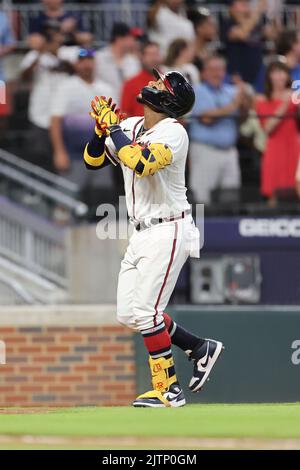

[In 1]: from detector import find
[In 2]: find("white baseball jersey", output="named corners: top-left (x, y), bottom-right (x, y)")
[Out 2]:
top-left (108, 116), bottom-right (200, 332)
top-left (105, 116), bottom-right (191, 222)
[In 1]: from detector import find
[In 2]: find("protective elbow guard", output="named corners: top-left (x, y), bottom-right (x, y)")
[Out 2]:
top-left (83, 144), bottom-right (105, 168)
top-left (118, 142), bottom-right (172, 177)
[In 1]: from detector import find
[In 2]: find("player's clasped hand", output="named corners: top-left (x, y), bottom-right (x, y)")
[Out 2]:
top-left (91, 95), bottom-right (115, 115)
top-left (90, 95), bottom-right (126, 136)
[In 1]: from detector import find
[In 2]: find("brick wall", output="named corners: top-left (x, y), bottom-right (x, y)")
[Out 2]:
top-left (0, 306), bottom-right (136, 407)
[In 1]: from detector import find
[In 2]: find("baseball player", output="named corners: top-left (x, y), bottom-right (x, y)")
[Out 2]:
top-left (84, 68), bottom-right (224, 407)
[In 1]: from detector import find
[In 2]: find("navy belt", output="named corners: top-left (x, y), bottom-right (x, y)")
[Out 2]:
top-left (135, 209), bottom-right (191, 232)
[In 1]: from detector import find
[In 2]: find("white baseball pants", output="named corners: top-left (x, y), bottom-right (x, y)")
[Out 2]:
top-left (116, 215), bottom-right (199, 331)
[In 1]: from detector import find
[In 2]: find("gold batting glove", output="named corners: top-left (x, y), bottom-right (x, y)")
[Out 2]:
top-left (90, 95), bottom-right (111, 136)
top-left (90, 95), bottom-right (126, 136)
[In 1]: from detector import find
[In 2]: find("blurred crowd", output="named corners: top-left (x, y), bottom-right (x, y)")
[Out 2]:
top-left (1, 0), bottom-right (300, 207)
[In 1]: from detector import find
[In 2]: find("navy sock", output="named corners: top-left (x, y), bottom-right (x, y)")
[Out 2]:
top-left (163, 313), bottom-right (205, 355)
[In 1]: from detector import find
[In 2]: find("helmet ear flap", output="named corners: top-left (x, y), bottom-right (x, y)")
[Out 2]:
top-left (161, 94), bottom-right (173, 106)
top-left (161, 97), bottom-right (170, 106)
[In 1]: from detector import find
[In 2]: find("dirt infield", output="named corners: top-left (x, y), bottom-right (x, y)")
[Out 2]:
top-left (0, 434), bottom-right (300, 450)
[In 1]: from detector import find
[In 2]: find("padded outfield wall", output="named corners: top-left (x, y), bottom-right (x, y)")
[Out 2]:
top-left (135, 306), bottom-right (300, 403)
top-left (0, 305), bottom-right (299, 406)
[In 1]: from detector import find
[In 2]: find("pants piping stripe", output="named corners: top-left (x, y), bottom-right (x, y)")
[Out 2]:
top-left (153, 222), bottom-right (178, 327)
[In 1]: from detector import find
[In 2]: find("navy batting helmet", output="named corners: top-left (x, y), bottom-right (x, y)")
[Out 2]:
top-left (137, 68), bottom-right (195, 118)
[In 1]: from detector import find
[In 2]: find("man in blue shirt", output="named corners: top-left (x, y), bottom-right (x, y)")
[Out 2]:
top-left (189, 55), bottom-right (245, 204)
top-left (0, 12), bottom-right (15, 83)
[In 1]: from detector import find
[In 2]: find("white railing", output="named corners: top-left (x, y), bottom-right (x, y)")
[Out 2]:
top-left (0, 197), bottom-right (67, 286)
top-left (0, 148), bottom-right (88, 217)
top-left (3, 2), bottom-right (300, 47)
top-left (0, 272), bottom-right (39, 304)
top-left (0, 147), bottom-right (88, 297)
top-left (0, 255), bottom-right (68, 305)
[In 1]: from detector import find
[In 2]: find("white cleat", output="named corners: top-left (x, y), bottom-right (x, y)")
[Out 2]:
top-left (189, 339), bottom-right (224, 392)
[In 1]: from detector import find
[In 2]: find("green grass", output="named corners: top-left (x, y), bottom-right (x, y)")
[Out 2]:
top-left (0, 404), bottom-right (299, 449)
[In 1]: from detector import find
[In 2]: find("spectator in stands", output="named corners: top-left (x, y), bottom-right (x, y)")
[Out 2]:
top-left (163, 38), bottom-right (199, 86)
top-left (277, 30), bottom-right (300, 82)
top-left (239, 87), bottom-right (266, 156)
top-left (95, 23), bottom-right (141, 103)
top-left (20, 22), bottom-right (73, 171)
top-left (189, 55), bottom-right (249, 204)
top-left (220, 0), bottom-right (267, 88)
top-left (50, 48), bottom-right (114, 188)
top-left (28, 0), bottom-right (92, 51)
top-left (120, 41), bottom-right (162, 117)
top-left (238, 87), bottom-right (266, 188)
top-left (0, 11), bottom-right (15, 82)
top-left (0, 11), bottom-right (15, 122)
top-left (130, 27), bottom-right (148, 56)
top-left (147, 0), bottom-right (195, 55)
top-left (255, 59), bottom-right (300, 204)
top-left (188, 8), bottom-right (218, 73)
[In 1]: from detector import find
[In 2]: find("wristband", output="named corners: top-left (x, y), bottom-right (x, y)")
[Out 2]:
top-left (109, 125), bottom-right (131, 151)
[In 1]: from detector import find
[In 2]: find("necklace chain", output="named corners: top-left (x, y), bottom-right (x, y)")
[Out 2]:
top-left (136, 125), bottom-right (146, 140)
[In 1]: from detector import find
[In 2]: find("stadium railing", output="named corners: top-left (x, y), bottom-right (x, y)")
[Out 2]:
top-left (0, 148), bottom-right (90, 304)
top-left (0, 195), bottom-right (67, 286)
top-left (0, 148), bottom-right (88, 219)
top-left (0, 261), bottom-right (52, 304)
top-left (3, 2), bottom-right (300, 48)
